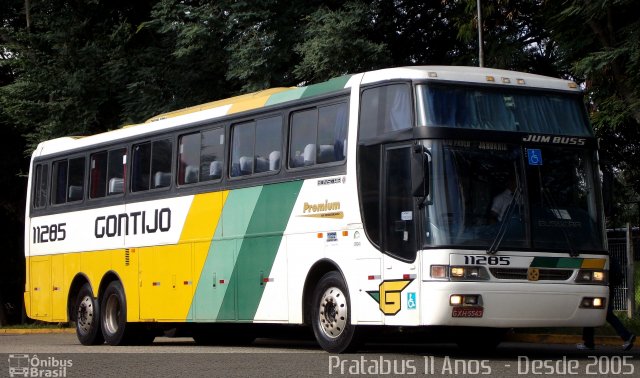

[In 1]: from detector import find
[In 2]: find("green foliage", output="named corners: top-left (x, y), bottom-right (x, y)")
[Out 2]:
top-left (546, 0), bottom-right (640, 221)
top-left (294, 2), bottom-right (390, 82)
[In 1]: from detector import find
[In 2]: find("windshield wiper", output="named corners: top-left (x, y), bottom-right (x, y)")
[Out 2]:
top-left (487, 185), bottom-right (522, 255)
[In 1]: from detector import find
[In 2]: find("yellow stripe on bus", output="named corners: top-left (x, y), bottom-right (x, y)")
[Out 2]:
top-left (581, 258), bottom-right (606, 269)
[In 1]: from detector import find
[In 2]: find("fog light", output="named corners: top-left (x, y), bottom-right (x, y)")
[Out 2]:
top-left (464, 295), bottom-right (479, 305)
top-left (580, 297), bottom-right (606, 309)
top-left (450, 295), bottom-right (463, 305)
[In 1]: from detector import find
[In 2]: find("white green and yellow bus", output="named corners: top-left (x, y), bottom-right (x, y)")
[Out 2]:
top-left (25, 66), bottom-right (609, 353)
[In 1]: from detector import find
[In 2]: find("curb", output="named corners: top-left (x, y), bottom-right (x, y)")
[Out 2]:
top-left (0, 328), bottom-right (75, 335)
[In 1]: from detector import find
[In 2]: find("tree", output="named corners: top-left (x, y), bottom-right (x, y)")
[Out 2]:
top-left (293, 1), bottom-right (390, 82)
top-left (546, 0), bottom-right (640, 223)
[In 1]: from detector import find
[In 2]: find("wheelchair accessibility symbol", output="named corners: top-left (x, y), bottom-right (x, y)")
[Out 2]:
top-left (407, 292), bottom-right (417, 310)
top-left (527, 149), bottom-right (543, 166)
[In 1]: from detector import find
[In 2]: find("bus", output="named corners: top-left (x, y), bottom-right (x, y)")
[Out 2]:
top-left (24, 66), bottom-right (609, 353)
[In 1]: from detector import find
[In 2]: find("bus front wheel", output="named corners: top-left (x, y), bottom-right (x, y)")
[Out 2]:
top-left (311, 271), bottom-right (360, 353)
top-left (75, 283), bottom-right (104, 345)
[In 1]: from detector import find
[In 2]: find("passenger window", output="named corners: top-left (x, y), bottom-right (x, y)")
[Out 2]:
top-left (255, 116), bottom-right (282, 173)
top-left (132, 142), bottom-right (151, 192)
top-left (318, 103), bottom-right (348, 163)
top-left (90, 151), bottom-right (108, 198)
top-left (132, 139), bottom-right (172, 192)
top-left (67, 157), bottom-right (85, 202)
top-left (200, 128), bottom-right (224, 181)
top-left (289, 102), bottom-right (348, 168)
top-left (151, 140), bottom-right (172, 189)
top-left (178, 127), bottom-right (225, 185)
top-left (178, 133), bottom-right (200, 185)
top-left (230, 115), bottom-right (282, 177)
top-left (52, 157), bottom-right (86, 204)
top-left (32, 163), bottom-right (49, 209)
top-left (52, 160), bottom-right (68, 204)
top-left (289, 109), bottom-right (316, 168)
top-left (231, 122), bottom-right (255, 177)
top-left (107, 148), bottom-right (126, 195)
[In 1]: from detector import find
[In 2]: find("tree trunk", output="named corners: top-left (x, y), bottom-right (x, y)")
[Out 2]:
top-left (25, 0), bottom-right (31, 31)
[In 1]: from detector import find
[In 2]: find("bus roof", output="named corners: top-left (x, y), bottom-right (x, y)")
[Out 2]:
top-left (33, 66), bottom-right (580, 158)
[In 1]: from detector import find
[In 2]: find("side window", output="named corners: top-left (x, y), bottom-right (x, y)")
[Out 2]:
top-left (289, 102), bottom-right (348, 168)
top-left (107, 148), bottom-right (126, 195)
top-left (318, 103), bottom-right (348, 163)
top-left (67, 157), bottom-right (85, 202)
top-left (178, 127), bottom-right (225, 185)
top-left (132, 142), bottom-right (151, 192)
top-left (90, 151), bottom-right (108, 198)
top-left (52, 157), bottom-right (85, 204)
top-left (178, 133), bottom-right (200, 185)
top-left (32, 163), bottom-right (49, 209)
top-left (200, 128), bottom-right (224, 181)
top-left (52, 160), bottom-right (68, 204)
top-left (360, 84), bottom-right (412, 140)
top-left (132, 139), bottom-right (172, 192)
top-left (151, 140), bottom-right (172, 189)
top-left (231, 115), bottom-right (282, 177)
top-left (255, 116), bottom-right (282, 173)
top-left (231, 121), bottom-right (255, 177)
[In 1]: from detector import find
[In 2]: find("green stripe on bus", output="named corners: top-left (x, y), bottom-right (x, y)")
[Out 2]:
top-left (299, 75), bottom-right (352, 98)
top-left (530, 257), bottom-right (583, 268)
top-left (264, 87), bottom-right (306, 106)
top-left (188, 181), bottom-right (302, 322)
top-left (188, 187), bottom-right (263, 321)
top-left (223, 180), bottom-right (303, 321)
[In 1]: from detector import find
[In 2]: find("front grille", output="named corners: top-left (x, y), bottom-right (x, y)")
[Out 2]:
top-left (489, 268), bottom-right (572, 281)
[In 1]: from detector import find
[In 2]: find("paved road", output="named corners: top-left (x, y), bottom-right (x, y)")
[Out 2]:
top-left (1, 333), bottom-right (639, 377)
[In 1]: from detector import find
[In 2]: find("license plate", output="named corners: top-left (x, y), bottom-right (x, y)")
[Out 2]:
top-left (452, 306), bottom-right (484, 318)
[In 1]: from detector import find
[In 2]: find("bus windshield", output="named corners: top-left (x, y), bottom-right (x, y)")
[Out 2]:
top-left (416, 84), bottom-right (592, 136)
top-left (423, 140), bottom-right (604, 252)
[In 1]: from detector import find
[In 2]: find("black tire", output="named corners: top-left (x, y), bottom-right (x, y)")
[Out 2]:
top-left (100, 280), bottom-right (151, 345)
top-left (75, 283), bottom-right (104, 345)
top-left (311, 271), bottom-right (360, 353)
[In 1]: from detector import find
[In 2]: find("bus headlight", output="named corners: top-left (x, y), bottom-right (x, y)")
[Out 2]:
top-left (449, 266), bottom-right (489, 280)
top-left (575, 269), bottom-right (607, 284)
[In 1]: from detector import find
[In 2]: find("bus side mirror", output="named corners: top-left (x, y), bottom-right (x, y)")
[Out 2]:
top-left (412, 144), bottom-right (430, 199)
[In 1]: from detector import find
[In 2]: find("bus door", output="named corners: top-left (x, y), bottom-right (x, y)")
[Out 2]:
top-left (380, 143), bottom-right (421, 324)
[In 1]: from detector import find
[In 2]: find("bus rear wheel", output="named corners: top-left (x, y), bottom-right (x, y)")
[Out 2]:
top-left (75, 283), bottom-right (104, 345)
top-left (311, 271), bottom-right (360, 353)
top-left (100, 280), bottom-right (154, 345)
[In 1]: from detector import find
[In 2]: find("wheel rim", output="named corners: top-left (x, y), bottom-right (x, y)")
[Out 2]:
top-left (103, 294), bottom-right (120, 335)
top-left (318, 286), bottom-right (348, 339)
top-left (77, 296), bottom-right (95, 336)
